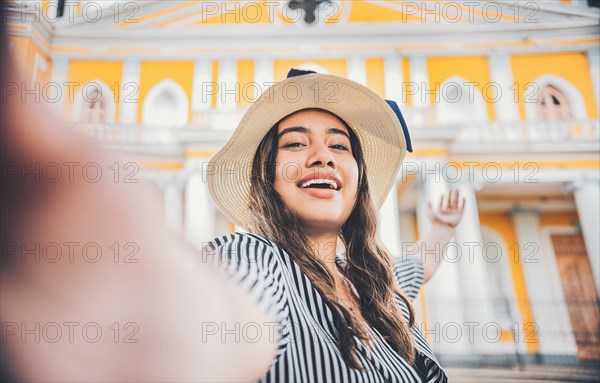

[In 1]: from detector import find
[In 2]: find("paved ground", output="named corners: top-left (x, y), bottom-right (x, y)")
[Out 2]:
top-left (445, 366), bottom-right (600, 383)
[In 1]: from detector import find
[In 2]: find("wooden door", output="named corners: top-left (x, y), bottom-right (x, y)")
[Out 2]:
top-left (552, 234), bottom-right (600, 361)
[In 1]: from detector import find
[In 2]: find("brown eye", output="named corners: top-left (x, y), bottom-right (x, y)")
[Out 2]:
top-left (282, 142), bottom-right (305, 148)
top-left (330, 144), bottom-right (349, 151)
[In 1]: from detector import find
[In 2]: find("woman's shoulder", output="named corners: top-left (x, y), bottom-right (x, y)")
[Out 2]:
top-left (205, 232), bottom-right (285, 267)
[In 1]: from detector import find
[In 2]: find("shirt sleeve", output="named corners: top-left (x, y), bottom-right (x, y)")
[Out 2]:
top-left (203, 233), bottom-right (290, 355)
top-left (391, 256), bottom-right (425, 302)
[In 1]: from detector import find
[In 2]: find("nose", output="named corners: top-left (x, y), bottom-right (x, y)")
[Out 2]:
top-left (306, 142), bottom-right (336, 170)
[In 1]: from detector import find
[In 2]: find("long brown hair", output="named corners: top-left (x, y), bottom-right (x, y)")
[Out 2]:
top-left (248, 108), bottom-right (417, 369)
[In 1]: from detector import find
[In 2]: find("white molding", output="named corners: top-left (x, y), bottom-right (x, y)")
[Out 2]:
top-left (524, 74), bottom-right (588, 120)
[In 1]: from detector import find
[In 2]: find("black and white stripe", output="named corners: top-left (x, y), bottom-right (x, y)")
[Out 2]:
top-left (206, 232), bottom-right (448, 383)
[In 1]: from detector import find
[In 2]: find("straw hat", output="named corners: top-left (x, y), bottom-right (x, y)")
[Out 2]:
top-left (208, 68), bottom-right (412, 230)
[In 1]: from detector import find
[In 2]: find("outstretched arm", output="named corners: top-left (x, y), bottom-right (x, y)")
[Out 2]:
top-left (416, 189), bottom-right (466, 284)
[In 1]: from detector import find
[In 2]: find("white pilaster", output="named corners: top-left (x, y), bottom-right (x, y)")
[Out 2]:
top-left (408, 54), bottom-right (430, 108)
top-left (512, 210), bottom-right (578, 356)
top-left (384, 55), bottom-right (403, 103)
top-left (488, 52), bottom-right (520, 122)
top-left (379, 182), bottom-right (401, 255)
top-left (254, 58), bottom-right (274, 100)
top-left (416, 161), bottom-right (468, 354)
top-left (184, 160), bottom-right (216, 250)
top-left (50, 56), bottom-right (69, 115)
top-left (567, 178), bottom-right (600, 293)
top-left (119, 59), bottom-right (140, 125)
top-left (192, 58), bottom-right (213, 113)
top-left (453, 181), bottom-right (497, 354)
top-left (347, 56), bottom-right (367, 86)
top-left (217, 59), bottom-right (237, 111)
top-left (587, 48), bottom-right (600, 119)
top-left (162, 174), bottom-right (185, 234)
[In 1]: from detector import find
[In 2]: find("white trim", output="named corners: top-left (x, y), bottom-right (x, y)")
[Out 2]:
top-left (72, 80), bottom-right (116, 124)
top-left (524, 74), bottom-right (588, 120)
top-left (142, 79), bottom-right (189, 128)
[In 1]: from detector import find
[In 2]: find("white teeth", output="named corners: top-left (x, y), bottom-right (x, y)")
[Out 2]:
top-left (301, 179), bottom-right (339, 190)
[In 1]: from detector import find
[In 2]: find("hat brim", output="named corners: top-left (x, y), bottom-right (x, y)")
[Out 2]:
top-left (208, 73), bottom-right (407, 231)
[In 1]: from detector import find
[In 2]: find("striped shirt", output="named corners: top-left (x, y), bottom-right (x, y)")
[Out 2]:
top-left (206, 232), bottom-right (448, 383)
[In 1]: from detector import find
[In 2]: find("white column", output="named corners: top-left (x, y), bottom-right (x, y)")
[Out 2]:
top-left (488, 52), bottom-right (520, 122)
top-left (50, 56), bottom-right (69, 115)
top-left (254, 58), bottom-right (274, 100)
top-left (587, 48), bottom-right (600, 118)
top-left (453, 181), bottom-right (497, 354)
top-left (192, 58), bottom-right (213, 113)
top-left (378, 182), bottom-right (401, 255)
top-left (512, 210), bottom-right (578, 356)
top-left (217, 59), bottom-right (237, 111)
top-left (347, 56), bottom-right (367, 86)
top-left (119, 59), bottom-right (140, 125)
top-left (163, 174), bottom-right (185, 234)
top-left (184, 160), bottom-right (216, 250)
top-left (384, 55), bottom-right (403, 103)
top-left (567, 178), bottom-right (600, 293)
top-left (416, 162), bottom-right (468, 354)
top-left (408, 54), bottom-right (430, 108)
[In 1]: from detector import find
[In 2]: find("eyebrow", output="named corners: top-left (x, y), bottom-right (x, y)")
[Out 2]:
top-left (278, 127), bottom-right (350, 140)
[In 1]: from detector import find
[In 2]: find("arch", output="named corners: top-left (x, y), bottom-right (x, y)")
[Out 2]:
top-left (142, 79), bottom-right (189, 128)
top-left (435, 76), bottom-right (487, 126)
top-left (72, 80), bottom-right (116, 124)
top-left (525, 74), bottom-right (587, 120)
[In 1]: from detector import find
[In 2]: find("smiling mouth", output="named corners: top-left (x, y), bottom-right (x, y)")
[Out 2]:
top-left (298, 178), bottom-right (340, 191)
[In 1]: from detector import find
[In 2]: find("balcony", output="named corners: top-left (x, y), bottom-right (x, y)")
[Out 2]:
top-left (73, 112), bottom-right (599, 156)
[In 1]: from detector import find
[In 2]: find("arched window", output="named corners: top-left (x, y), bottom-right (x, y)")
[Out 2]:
top-left (142, 80), bottom-right (189, 128)
top-left (436, 77), bottom-right (487, 126)
top-left (81, 88), bottom-right (107, 124)
top-left (73, 81), bottom-right (115, 124)
top-left (537, 85), bottom-right (572, 120)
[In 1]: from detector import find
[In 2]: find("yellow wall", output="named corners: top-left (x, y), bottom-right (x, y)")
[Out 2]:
top-left (138, 61), bottom-right (194, 123)
top-left (66, 60), bottom-right (124, 120)
top-left (480, 213), bottom-right (539, 353)
top-left (511, 52), bottom-right (599, 120)
top-left (237, 59), bottom-right (255, 108)
top-left (365, 58), bottom-right (385, 98)
top-left (403, 57), bottom-right (411, 106)
top-left (348, 1), bottom-right (420, 22)
top-left (428, 56), bottom-right (497, 120)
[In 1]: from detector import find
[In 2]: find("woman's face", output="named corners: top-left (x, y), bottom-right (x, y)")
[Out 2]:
top-left (274, 109), bottom-right (359, 234)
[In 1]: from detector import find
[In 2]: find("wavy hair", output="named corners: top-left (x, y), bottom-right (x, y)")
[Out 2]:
top-left (248, 108), bottom-right (417, 369)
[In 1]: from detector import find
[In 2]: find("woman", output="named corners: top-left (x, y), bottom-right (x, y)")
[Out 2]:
top-left (206, 69), bottom-right (465, 382)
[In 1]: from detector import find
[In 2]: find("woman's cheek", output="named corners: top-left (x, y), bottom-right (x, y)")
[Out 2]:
top-left (277, 155), bottom-right (302, 185)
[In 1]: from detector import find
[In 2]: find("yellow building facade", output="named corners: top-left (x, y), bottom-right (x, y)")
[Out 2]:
top-left (6, 0), bottom-right (600, 368)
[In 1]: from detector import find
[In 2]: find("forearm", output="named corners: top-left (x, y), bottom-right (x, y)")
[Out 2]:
top-left (415, 221), bottom-right (456, 283)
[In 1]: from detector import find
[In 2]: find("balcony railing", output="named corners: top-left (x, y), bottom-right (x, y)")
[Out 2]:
top-left (72, 114), bottom-right (600, 148)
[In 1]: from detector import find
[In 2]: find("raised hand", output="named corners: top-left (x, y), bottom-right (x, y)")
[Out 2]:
top-left (427, 189), bottom-right (466, 229)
